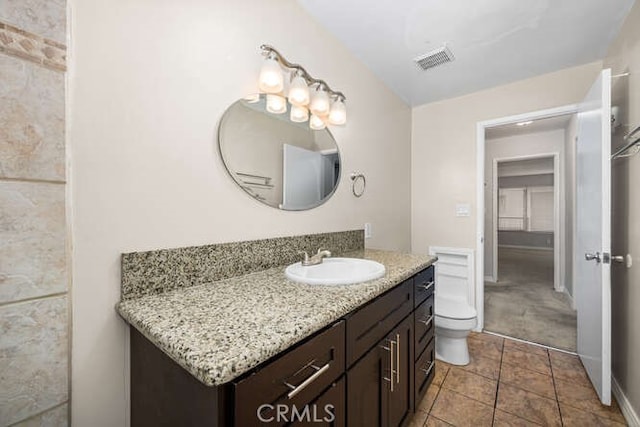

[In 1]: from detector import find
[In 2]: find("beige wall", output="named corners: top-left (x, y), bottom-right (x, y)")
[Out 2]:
top-left (484, 129), bottom-right (565, 281)
top-left (604, 0), bottom-right (640, 417)
top-left (411, 61), bottom-right (601, 258)
top-left (0, 2), bottom-right (69, 426)
top-left (68, 0), bottom-right (411, 425)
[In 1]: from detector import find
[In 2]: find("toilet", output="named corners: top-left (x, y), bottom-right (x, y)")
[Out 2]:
top-left (434, 294), bottom-right (477, 366)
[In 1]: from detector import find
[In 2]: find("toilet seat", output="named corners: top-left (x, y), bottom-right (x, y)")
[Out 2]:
top-left (435, 315), bottom-right (477, 330)
top-left (435, 295), bottom-right (477, 320)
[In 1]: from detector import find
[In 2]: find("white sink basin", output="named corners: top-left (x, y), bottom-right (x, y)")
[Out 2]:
top-left (285, 258), bottom-right (386, 285)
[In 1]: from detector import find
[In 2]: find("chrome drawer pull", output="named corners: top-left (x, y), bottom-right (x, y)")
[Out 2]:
top-left (381, 339), bottom-right (395, 392)
top-left (419, 315), bottom-right (434, 328)
top-left (284, 362), bottom-right (331, 399)
top-left (421, 360), bottom-right (435, 378)
top-left (420, 281), bottom-right (434, 292)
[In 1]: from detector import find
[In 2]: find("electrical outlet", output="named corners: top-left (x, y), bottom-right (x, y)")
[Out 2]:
top-left (364, 223), bottom-right (372, 239)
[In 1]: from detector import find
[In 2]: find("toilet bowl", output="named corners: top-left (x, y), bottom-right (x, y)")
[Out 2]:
top-left (435, 295), bottom-right (477, 365)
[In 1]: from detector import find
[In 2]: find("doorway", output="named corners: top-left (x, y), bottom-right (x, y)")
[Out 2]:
top-left (485, 153), bottom-right (576, 351)
top-left (475, 108), bottom-right (579, 352)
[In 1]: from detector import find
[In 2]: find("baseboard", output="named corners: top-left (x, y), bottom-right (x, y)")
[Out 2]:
top-left (561, 287), bottom-right (576, 310)
top-left (498, 244), bottom-right (553, 251)
top-left (613, 376), bottom-right (640, 427)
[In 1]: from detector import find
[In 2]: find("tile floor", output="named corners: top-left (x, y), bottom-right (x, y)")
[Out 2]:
top-left (409, 332), bottom-right (627, 427)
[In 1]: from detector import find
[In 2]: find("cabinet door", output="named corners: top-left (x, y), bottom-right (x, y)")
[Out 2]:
top-left (347, 315), bottom-right (414, 427)
top-left (386, 315), bottom-right (414, 427)
top-left (347, 341), bottom-right (387, 427)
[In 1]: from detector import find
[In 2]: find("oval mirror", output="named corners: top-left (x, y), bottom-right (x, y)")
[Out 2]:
top-left (218, 94), bottom-right (341, 210)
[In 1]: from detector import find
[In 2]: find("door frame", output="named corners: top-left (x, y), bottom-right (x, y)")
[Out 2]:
top-left (475, 104), bottom-right (578, 331)
top-left (491, 153), bottom-right (560, 292)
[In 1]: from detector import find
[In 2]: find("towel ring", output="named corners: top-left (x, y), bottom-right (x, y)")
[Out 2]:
top-left (350, 172), bottom-right (366, 197)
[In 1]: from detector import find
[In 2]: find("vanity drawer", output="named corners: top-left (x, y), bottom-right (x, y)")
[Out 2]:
top-left (345, 279), bottom-right (413, 367)
top-left (234, 321), bottom-right (345, 427)
top-left (414, 266), bottom-right (435, 308)
top-left (291, 377), bottom-right (345, 426)
top-left (414, 295), bottom-right (435, 360)
top-left (414, 336), bottom-right (435, 406)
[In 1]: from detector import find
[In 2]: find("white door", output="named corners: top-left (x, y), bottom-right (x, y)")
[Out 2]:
top-left (575, 69), bottom-right (611, 405)
top-left (282, 144), bottom-right (323, 210)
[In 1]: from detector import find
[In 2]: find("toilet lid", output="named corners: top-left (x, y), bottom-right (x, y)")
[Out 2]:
top-left (435, 295), bottom-right (477, 320)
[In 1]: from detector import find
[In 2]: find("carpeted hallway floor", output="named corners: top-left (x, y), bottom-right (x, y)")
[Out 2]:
top-left (484, 247), bottom-right (577, 351)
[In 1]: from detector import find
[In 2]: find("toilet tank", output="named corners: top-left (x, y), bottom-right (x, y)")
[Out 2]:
top-left (428, 247), bottom-right (475, 308)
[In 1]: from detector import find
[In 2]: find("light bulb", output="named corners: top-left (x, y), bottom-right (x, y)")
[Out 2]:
top-left (266, 94), bottom-right (287, 114)
top-left (288, 72), bottom-right (310, 106)
top-left (290, 105), bottom-right (309, 123)
top-left (309, 85), bottom-right (330, 116)
top-left (328, 98), bottom-right (347, 125)
top-left (309, 114), bottom-right (326, 130)
top-left (259, 55), bottom-right (283, 94)
top-left (244, 93), bottom-right (260, 104)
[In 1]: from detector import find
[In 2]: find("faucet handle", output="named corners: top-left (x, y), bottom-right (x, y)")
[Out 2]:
top-left (298, 251), bottom-right (310, 263)
top-left (316, 248), bottom-right (332, 258)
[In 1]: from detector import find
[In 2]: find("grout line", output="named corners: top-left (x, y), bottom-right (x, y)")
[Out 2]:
top-left (0, 292), bottom-right (68, 308)
top-left (6, 401), bottom-right (68, 426)
top-left (548, 349), bottom-right (565, 426)
top-left (0, 176), bottom-right (66, 185)
top-left (425, 380), bottom-right (443, 420)
top-left (492, 334), bottom-right (505, 425)
top-left (484, 329), bottom-right (577, 355)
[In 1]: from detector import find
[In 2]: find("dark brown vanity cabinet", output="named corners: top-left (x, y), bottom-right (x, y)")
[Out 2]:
top-left (234, 321), bottom-right (346, 427)
top-left (129, 265), bottom-right (435, 427)
top-left (346, 315), bottom-right (414, 427)
top-left (413, 267), bottom-right (436, 407)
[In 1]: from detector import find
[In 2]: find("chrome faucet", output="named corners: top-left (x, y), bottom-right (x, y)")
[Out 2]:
top-left (299, 248), bottom-right (332, 266)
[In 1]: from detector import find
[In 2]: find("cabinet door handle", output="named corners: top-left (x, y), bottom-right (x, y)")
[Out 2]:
top-left (284, 362), bottom-right (331, 399)
top-left (381, 339), bottom-right (395, 392)
top-left (420, 281), bottom-right (434, 292)
top-left (395, 333), bottom-right (400, 384)
top-left (419, 315), bottom-right (434, 328)
top-left (421, 360), bottom-right (435, 378)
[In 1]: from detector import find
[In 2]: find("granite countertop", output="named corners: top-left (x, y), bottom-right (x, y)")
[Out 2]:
top-left (117, 249), bottom-right (436, 387)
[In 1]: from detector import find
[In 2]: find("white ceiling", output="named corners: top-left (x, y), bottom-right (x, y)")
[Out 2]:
top-left (486, 114), bottom-right (572, 139)
top-left (297, 0), bottom-right (635, 106)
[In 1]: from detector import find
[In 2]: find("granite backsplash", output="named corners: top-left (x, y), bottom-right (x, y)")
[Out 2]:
top-left (120, 229), bottom-right (364, 299)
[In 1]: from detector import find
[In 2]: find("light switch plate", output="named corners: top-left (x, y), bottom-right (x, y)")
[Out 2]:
top-left (456, 204), bottom-right (470, 217)
top-left (364, 223), bottom-right (372, 239)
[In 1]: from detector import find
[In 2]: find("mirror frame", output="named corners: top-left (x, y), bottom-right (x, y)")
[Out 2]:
top-left (217, 96), bottom-right (341, 211)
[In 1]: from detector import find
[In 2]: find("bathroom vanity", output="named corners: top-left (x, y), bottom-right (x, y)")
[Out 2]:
top-left (117, 231), bottom-right (436, 426)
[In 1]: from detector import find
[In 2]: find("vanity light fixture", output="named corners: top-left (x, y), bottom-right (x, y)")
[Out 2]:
top-left (258, 44), bottom-right (347, 128)
top-left (309, 114), bottom-right (326, 130)
top-left (290, 105), bottom-right (309, 123)
top-left (244, 93), bottom-right (260, 104)
top-left (266, 94), bottom-right (287, 114)
top-left (309, 84), bottom-right (331, 117)
top-left (288, 70), bottom-right (310, 106)
top-left (329, 96), bottom-right (347, 126)
top-left (259, 52), bottom-right (284, 93)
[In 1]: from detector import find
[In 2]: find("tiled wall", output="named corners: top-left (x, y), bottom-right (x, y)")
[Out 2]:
top-left (0, 1), bottom-right (69, 426)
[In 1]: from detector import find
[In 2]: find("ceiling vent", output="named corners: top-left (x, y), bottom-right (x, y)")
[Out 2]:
top-left (413, 45), bottom-right (455, 71)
